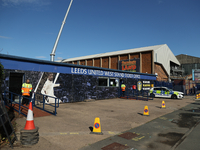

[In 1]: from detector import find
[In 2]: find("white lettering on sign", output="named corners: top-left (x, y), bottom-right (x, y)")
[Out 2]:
top-left (134, 75), bottom-right (140, 79)
top-left (104, 71), bottom-right (113, 76)
top-left (70, 67), bottom-right (151, 80)
top-left (71, 67), bottom-right (87, 74)
top-left (143, 81), bottom-right (150, 83)
top-left (125, 74), bottom-right (134, 78)
top-left (88, 69), bottom-right (104, 76)
top-left (114, 72), bottom-right (124, 77)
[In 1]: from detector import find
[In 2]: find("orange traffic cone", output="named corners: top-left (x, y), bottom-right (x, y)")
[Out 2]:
top-left (24, 101), bottom-right (36, 130)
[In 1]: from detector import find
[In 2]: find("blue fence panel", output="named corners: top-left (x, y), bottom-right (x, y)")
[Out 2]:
top-left (118, 89), bottom-right (153, 101)
top-left (3, 90), bottom-right (58, 116)
top-left (3, 91), bottom-right (30, 117)
top-left (154, 81), bottom-right (173, 89)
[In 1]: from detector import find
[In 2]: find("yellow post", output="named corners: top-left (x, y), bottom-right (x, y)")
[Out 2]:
top-left (162, 101), bottom-right (166, 108)
top-left (90, 117), bottom-right (103, 135)
top-left (143, 106), bottom-right (149, 116)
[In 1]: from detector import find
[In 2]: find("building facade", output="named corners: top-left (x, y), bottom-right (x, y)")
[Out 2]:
top-left (61, 44), bottom-right (180, 81)
top-left (176, 54), bottom-right (200, 76)
top-left (0, 54), bottom-right (156, 103)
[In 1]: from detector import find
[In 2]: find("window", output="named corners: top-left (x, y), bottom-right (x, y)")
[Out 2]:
top-left (98, 77), bottom-right (109, 86)
top-left (98, 77), bottom-right (119, 87)
top-left (109, 78), bottom-right (119, 87)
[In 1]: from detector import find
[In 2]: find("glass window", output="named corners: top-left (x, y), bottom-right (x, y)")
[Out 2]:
top-left (98, 77), bottom-right (108, 86)
top-left (109, 78), bottom-right (119, 87)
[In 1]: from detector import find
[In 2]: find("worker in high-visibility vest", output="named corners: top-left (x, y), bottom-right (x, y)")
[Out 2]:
top-left (21, 79), bottom-right (32, 105)
top-left (121, 83), bottom-right (126, 97)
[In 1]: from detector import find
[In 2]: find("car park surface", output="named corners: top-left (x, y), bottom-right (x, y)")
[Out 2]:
top-left (1, 96), bottom-right (194, 150)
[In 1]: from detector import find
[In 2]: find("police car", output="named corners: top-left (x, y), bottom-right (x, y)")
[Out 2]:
top-left (149, 87), bottom-right (184, 99)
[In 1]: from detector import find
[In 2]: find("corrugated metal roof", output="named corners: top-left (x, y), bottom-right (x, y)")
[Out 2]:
top-left (61, 44), bottom-right (180, 76)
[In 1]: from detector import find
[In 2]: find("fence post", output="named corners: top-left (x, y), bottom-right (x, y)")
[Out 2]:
top-left (43, 95), bottom-right (45, 110)
top-left (55, 98), bottom-right (57, 115)
top-left (136, 90), bottom-right (138, 100)
top-left (146, 91), bottom-right (148, 101)
top-left (33, 93), bottom-right (35, 106)
top-left (19, 95), bottom-right (21, 114)
top-left (4, 91), bottom-right (6, 104)
top-left (11, 93), bottom-right (13, 103)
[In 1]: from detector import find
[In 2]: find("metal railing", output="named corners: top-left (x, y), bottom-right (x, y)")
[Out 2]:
top-left (3, 90), bottom-right (30, 117)
top-left (32, 92), bottom-right (60, 116)
top-left (3, 90), bottom-right (59, 116)
top-left (118, 89), bottom-right (153, 101)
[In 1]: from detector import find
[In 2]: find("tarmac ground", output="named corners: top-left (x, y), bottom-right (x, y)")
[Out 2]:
top-left (1, 96), bottom-right (196, 150)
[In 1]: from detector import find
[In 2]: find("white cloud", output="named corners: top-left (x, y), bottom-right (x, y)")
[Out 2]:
top-left (35, 56), bottom-right (46, 59)
top-left (2, 0), bottom-right (51, 7)
top-left (0, 35), bottom-right (11, 39)
top-left (56, 57), bottom-right (63, 60)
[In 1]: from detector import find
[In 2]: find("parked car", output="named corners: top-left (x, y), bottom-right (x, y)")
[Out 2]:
top-left (149, 87), bottom-right (184, 99)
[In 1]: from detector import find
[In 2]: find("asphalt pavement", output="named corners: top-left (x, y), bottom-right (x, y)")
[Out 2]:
top-left (80, 99), bottom-right (200, 150)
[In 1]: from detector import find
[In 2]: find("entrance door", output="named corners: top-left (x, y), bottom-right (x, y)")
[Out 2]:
top-left (9, 73), bottom-right (24, 100)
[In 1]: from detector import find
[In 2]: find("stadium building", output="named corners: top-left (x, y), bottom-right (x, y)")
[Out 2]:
top-left (61, 44), bottom-right (180, 82)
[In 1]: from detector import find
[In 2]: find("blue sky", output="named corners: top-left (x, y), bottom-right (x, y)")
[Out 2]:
top-left (0, 0), bottom-right (200, 61)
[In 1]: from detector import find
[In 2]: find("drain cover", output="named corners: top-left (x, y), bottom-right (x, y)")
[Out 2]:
top-left (101, 142), bottom-right (129, 150)
top-left (118, 132), bottom-right (138, 140)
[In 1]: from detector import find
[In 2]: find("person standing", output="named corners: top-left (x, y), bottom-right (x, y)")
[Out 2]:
top-left (121, 82), bottom-right (126, 97)
top-left (21, 79), bottom-right (32, 105)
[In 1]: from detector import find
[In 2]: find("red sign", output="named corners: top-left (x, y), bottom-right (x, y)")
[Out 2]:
top-left (132, 85), bottom-right (136, 89)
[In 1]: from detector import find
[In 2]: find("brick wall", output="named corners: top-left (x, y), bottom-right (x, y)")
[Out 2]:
top-left (154, 63), bottom-right (168, 81)
top-left (80, 60), bottom-right (85, 65)
top-left (66, 52), bottom-right (155, 74)
top-left (87, 59), bottom-right (93, 66)
top-left (120, 54), bottom-right (128, 60)
top-left (130, 53), bottom-right (139, 59)
top-left (94, 58), bottom-right (100, 67)
top-left (142, 52), bottom-right (152, 74)
top-left (111, 56), bottom-right (118, 69)
top-left (102, 57), bottom-right (109, 68)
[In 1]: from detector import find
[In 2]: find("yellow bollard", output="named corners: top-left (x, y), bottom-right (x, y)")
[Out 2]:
top-left (90, 117), bottom-right (103, 135)
top-left (162, 101), bottom-right (166, 108)
top-left (143, 106), bottom-right (149, 116)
